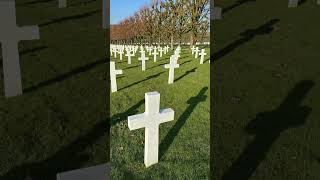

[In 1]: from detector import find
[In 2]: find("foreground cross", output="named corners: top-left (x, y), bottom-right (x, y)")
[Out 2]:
top-left (128, 92), bottom-right (175, 167)
top-left (199, 49), bottom-right (207, 64)
top-left (110, 61), bottom-right (123, 92)
top-left (0, 0), bottom-right (40, 97)
top-left (164, 57), bottom-right (180, 84)
top-left (138, 52), bottom-right (149, 71)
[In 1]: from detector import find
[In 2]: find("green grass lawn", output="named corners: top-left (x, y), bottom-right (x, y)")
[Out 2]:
top-left (213, 0), bottom-right (320, 179)
top-left (110, 46), bottom-right (210, 179)
top-left (0, 0), bottom-right (107, 179)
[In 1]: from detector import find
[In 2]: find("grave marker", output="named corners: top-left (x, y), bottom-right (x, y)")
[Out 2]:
top-left (138, 51), bottom-right (149, 71)
top-left (0, 0), bottom-right (40, 97)
top-left (199, 49), bottom-right (207, 64)
top-left (152, 48), bottom-right (158, 62)
top-left (59, 0), bottom-right (67, 8)
top-left (110, 61), bottom-right (123, 92)
top-left (164, 57), bottom-right (180, 84)
top-left (128, 92), bottom-right (175, 167)
top-left (125, 50), bottom-right (133, 64)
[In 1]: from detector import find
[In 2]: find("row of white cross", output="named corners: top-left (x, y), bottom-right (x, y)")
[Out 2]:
top-left (110, 45), bottom-right (208, 93)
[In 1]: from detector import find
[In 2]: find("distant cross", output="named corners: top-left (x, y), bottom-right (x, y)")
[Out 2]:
top-left (118, 50), bottom-right (124, 60)
top-left (128, 91), bottom-right (175, 167)
top-left (0, 0), bottom-right (40, 97)
top-left (288, 0), bottom-right (299, 7)
top-left (59, 0), bottom-right (67, 8)
top-left (194, 47), bottom-right (200, 58)
top-left (148, 46), bottom-right (153, 55)
top-left (110, 61), bottom-right (123, 92)
top-left (114, 49), bottom-right (117, 58)
top-left (152, 48), bottom-right (158, 62)
top-left (158, 47), bottom-right (164, 57)
top-left (110, 48), bottom-right (113, 56)
top-left (199, 49), bottom-right (207, 64)
top-left (191, 46), bottom-right (196, 55)
top-left (164, 57), bottom-right (180, 84)
top-left (138, 51), bottom-right (149, 71)
top-left (125, 50), bottom-right (134, 64)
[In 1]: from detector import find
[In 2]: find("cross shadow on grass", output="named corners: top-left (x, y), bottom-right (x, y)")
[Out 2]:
top-left (159, 87), bottom-right (208, 159)
top-left (148, 62), bottom-right (167, 70)
top-left (0, 100), bottom-right (144, 180)
top-left (123, 64), bottom-right (140, 70)
top-left (222, 80), bottom-right (314, 180)
top-left (17, 0), bottom-right (54, 6)
top-left (222, 0), bottom-right (256, 14)
top-left (69, 0), bottom-right (97, 7)
top-left (175, 67), bottom-right (197, 82)
top-left (180, 60), bottom-right (191, 66)
top-left (39, 9), bottom-right (100, 27)
top-left (24, 58), bottom-right (105, 93)
top-left (0, 46), bottom-right (48, 68)
top-left (214, 18), bottom-right (279, 62)
top-left (118, 72), bottom-right (165, 91)
top-left (110, 99), bottom-right (144, 126)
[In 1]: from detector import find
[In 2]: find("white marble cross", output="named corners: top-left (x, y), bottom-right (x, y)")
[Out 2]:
top-left (158, 47), bottom-right (164, 57)
top-left (191, 46), bottom-right (196, 55)
top-left (59, 0), bottom-right (67, 8)
top-left (138, 51), bottom-right (149, 71)
top-left (164, 57), bottom-right (180, 84)
top-left (194, 47), bottom-right (200, 58)
top-left (152, 49), bottom-right (158, 62)
top-left (128, 91), bottom-right (175, 167)
top-left (199, 49), bottom-right (207, 64)
top-left (288, 0), bottom-right (299, 7)
top-left (114, 49), bottom-right (117, 58)
top-left (125, 50), bottom-right (133, 64)
top-left (118, 50), bottom-right (124, 60)
top-left (0, 0), bottom-right (40, 97)
top-left (110, 61), bottom-right (123, 92)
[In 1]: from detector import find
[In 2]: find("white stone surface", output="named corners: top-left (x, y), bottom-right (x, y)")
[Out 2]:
top-left (164, 57), bottom-right (179, 84)
top-left (152, 48), bottom-right (158, 62)
top-left (138, 51), bottom-right (149, 71)
top-left (0, 0), bottom-right (40, 97)
top-left (125, 50), bottom-right (133, 64)
top-left (110, 61), bottom-right (122, 92)
top-left (194, 47), bottom-right (200, 58)
top-left (199, 49), bottom-right (207, 64)
top-left (128, 92), bottom-right (175, 167)
top-left (56, 163), bottom-right (110, 180)
top-left (59, 0), bottom-right (67, 8)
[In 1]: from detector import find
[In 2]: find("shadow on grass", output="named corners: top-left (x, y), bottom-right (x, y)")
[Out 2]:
top-left (175, 67), bottom-right (197, 82)
top-left (148, 62), bottom-right (167, 70)
top-left (118, 72), bottom-right (164, 91)
top-left (24, 58), bottom-right (105, 92)
top-left (214, 18), bottom-right (279, 62)
top-left (0, 45), bottom-right (48, 64)
top-left (222, 80), bottom-right (314, 180)
top-left (110, 99), bottom-right (144, 126)
top-left (122, 64), bottom-right (140, 70)
top-left (222, 0), bottom-right (256, 14)
top-left (39, 9), bottom-right (100, 27)
top-left (69, 0), bottom-right (97, 7)
top-left (0, 99), bottom-right (146, 179)
top-left (159, 87), bottom-right (208, 159)
top-left (17, 0), bottom-right (54, 6)
top-left (298, 0), bottom-right (308, 5)
top-left (180, 60), bottom-right (191, 66)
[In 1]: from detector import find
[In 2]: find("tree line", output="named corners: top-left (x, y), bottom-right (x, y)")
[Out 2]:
top-left (110, 0), bottom-right (210, 48)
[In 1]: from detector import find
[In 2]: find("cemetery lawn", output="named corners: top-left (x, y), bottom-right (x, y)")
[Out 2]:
top-left (213, 0), bottom-right (320, 179)
top-left (110, 46), bottom-right (210, 179)
top-left (0, 0), bottom-right (107, 179)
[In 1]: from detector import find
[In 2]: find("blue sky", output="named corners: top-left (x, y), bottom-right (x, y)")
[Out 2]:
top-left (110, 0), bottom-right (151, 25)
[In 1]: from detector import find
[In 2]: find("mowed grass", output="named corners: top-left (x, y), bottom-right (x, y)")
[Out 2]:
top-left (110, 46), bottom-right (210, 179)
top-left (0, 0), bottom-right (107, 179)
top-left (213, 0), bottom-right (320, 179)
